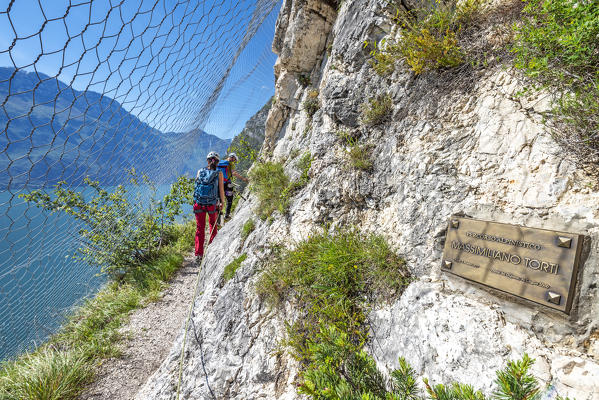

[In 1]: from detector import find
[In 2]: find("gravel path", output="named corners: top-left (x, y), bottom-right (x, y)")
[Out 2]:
top-left (81, 253), bottom-right (199, 400)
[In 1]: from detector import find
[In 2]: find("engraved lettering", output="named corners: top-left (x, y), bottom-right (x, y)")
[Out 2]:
top-left (524, 257), bottom-right (558, 275)
top-left (452, 241), bottom-right (521, 265)
top-left (466, 231), bottom-right (542, 250)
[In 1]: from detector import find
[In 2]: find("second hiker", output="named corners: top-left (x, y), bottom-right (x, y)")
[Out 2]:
top-left (193, 151), bottom-right (226, 263)
top-left (217, 152), bottom-right (249, 222)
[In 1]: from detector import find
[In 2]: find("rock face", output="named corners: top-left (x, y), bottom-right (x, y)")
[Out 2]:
top-left (137, 0), bottom-right (599, 399)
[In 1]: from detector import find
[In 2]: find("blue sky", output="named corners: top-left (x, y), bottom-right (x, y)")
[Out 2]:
top-left (0, 0), bottom-right (280, 139)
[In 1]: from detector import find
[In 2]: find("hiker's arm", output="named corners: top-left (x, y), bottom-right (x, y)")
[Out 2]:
top-left (218, 172), bottom-right (226, 206)
top-left (232, 171), bottom-right (248, 182)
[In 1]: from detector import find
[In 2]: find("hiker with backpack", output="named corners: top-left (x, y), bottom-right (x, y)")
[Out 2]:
top-left (217, 152), bottom-right (249, 222)
top-left (193, 151), bottom-right (226, 263)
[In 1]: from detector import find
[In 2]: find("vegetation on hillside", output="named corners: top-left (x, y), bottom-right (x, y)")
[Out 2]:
top-left (256, 229), bottom-right (410, 396)
top-left (366, 0), bottom-right (490, 76)
top-left (20, 171), bottom-right (193, 282)
top-left (249, 152), bottom-right (312, 220)
top-left (257, 229), bottom-right (574, 400)
top-left (364, 0), bottom-right (598, 164)
top-left (2, 175), bottom-right (196, 399)
top-left (513, 0), bottom-right (599, 162)
top-left (0, 221), bottom-right (195, 400)
top-left (223, 253), bottom-right (248, 282)
top-left (336, 130), bottom-right (374, 171)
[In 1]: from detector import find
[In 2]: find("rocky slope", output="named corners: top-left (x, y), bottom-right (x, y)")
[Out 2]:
top-left (137, 0), bottom-right (599, 398)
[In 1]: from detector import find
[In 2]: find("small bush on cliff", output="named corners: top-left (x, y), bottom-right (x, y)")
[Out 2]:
top-left (223, 253), bottom-right (247, 282)
top-left (241, 218), bottom-right (255, 241)
top-left (513, 0), bottom-right (599, 162)
top-left (361, 93), bottom-right (393, 126)
top-left (337, 130), bottom-right (374, 171)
top-left (250, 162), bottom-right (290, 219)
top-left (303, 90), bottom-right (320, 118)
top-left (250, 154), bottom-right (311, 219)
top-left (256, 229), bottom-right (409, 365)
top-left (297, 73), bottom-right (311, 87)
top-left (367, 0), bottom-right (488, 75)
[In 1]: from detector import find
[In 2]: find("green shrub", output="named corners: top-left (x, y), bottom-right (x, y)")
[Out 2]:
top-left (249, 162), bottom-right (290, 220)
top-left (348, 143), bottom-right (374, 171)
top-left (303, 89), bottom-right (320, 118)
top-left (337, 131), bottom-right (374, 170)
top-left (223, 253), bottom-right (248, 282)
top-left (249, 154), bottom-right (311, 220)
top-left (241, 219), bottom-right (255, 241)
top-left (0, 348), bottom-right (93, 400)
top-left (303, 98), bottom-right (320, 118)
top-left (256, 229), bottom-right (409, 363)
top-left (298, 73), bottom-right (311, 87)
top-left (19, 172), bottom-right (194, 283)
top-left (513, 0), bottom-right (599, 159)
top-left (361, 93), bottom-right (393, 126)
top-left (367, 40), bottom-right (397, 76)
top-left (367, 0), bottom-right (487, 75)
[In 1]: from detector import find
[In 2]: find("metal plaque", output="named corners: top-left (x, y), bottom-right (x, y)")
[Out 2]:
top-left (441, 216), bottom-right (584, 313)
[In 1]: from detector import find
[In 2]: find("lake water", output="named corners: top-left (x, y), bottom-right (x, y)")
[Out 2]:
top-left (0, 184), bottom-right (185, 360)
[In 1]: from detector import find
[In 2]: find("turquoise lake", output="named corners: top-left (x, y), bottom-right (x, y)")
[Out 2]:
top-left (0, 185), bottom-right (189, 360)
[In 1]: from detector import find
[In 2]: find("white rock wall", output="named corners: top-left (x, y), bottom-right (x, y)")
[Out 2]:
top-left (138, 0), bottom-right (599, 398)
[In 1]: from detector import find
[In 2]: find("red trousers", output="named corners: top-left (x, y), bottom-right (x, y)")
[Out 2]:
top-left (194, 204), bottom-right (219, 256)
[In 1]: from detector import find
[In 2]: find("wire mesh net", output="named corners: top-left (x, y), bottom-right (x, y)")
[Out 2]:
top-left (0, 0), bottom-right (280, 360)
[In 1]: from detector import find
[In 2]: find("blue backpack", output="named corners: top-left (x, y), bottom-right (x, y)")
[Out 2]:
top-left (217, 160), bottom-right (230, 182)
top-left (193, 168), bottom-right (219, 207)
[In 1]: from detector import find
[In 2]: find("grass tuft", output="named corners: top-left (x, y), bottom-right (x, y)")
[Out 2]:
top-left (241, 219), bottom-right (256, 241)
top-left (223, 253), bottom-right (248, 282)
top-left (249, 162), bottom-right (290, 220)
top-left (361, 93), bottom-right (393, 126)
top-left (302, 90), bottom-right (320, 118)
top-left (0, 348), bottom-right (92, 400)
top-left (249, 153), bottom-right (311, 220)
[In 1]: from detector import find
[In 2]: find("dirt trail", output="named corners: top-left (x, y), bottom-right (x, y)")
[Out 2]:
top-left (81, 254), bottom-right (199, 400)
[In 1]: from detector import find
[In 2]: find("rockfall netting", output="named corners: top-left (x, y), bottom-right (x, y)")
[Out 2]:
top-left (0, 0), bottom-right (280, 359)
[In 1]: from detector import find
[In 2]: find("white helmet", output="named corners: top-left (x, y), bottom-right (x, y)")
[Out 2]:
top-left (228, 152), bottom-right (238, 161)
top-left (206, 151), bottom-right (220, 160)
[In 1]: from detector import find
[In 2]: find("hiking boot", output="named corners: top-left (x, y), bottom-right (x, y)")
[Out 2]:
top-left (224, 215), bottom-right (231, 222)
top-left (195, 255), bottom-right (203, 265)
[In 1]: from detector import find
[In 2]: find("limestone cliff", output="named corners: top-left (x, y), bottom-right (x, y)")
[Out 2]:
top-left (137, 0), bottom-right (599, 398)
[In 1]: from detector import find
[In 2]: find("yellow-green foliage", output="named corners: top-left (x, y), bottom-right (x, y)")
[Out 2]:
top-left (223, 253), bottom-right (247, 282)
top-left (367, 0), bottom-right (487, 75)
top-left (361, 93), bottom-right (393, 126)
top-left (302, 89), bottom-right (320, 118)
top-left (337, 130), bottom-right (374, 171)
top-left (367, 40), bottom-right (397, 76)
top-left (256, 229), bottom-right (409, 362)
top-left (348, 144), bottom-right (374, 171)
